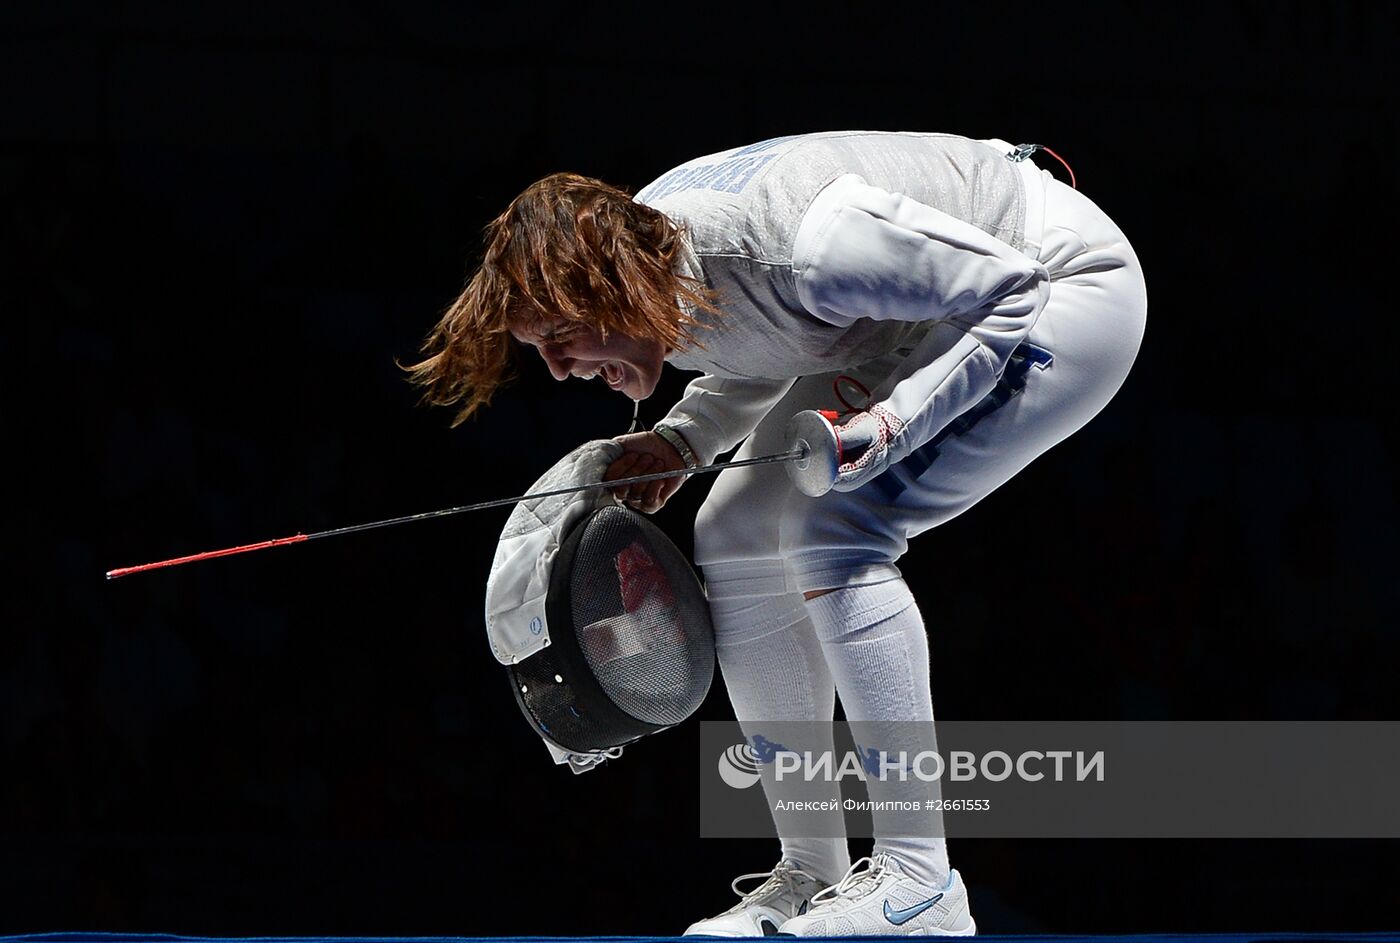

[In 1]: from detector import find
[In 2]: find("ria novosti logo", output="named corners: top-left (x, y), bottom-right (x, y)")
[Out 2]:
top-left (717, 742), bottom-right (1105, 787)
top-left (718, 742), bottom-right (763, 789)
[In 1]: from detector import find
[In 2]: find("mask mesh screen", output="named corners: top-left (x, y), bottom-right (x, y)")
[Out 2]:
top-left (568, 505), bottom-right (714, 726)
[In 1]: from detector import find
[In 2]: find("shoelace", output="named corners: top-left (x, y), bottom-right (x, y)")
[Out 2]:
top-left (730, 861), bottom-right (817, 907)
top-left (810, 856), bottom-right (891, 905)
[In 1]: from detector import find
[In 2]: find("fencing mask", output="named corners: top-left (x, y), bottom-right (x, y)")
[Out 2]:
top-left (485, 440), bottom-right (716, 773)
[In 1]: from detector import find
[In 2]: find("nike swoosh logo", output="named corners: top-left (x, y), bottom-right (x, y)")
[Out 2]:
top-left (883, 893), bottom-right (944, 925)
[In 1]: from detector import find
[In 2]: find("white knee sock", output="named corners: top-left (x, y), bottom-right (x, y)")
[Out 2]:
top-left (709, 591), bottom-right (851, 885)
top-left (804, 578), bottom-right (951, 889)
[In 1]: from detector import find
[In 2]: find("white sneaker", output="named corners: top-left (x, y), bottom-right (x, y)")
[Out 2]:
top-left (776, 854), bottom-right (976, 937)
top-left (684, 859), bottom-right (827, 937)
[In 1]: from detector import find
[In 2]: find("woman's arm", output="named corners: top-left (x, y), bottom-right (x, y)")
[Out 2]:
top-left (601, 374), bottom-right (795, 514)
top-left (656, 373), bottom-right (798, 468)
top-left (792, 173), bottom-right (1050, 480)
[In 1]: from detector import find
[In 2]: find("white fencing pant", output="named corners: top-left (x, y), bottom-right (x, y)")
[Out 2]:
top-left (695, 177), bottom-right (1149, 597)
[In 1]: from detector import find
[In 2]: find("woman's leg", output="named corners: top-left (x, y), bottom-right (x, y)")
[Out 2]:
top-left (708, 590), bottom-right (850, 885)
top-left (804, 576), bottom-right (951, 888)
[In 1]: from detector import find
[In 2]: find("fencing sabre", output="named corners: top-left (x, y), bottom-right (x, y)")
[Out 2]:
top-left (103, 434), bottom-right (838, 580)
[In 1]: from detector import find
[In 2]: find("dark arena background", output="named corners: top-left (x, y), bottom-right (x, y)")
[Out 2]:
top-left (3, 1), bottom-right (1398, 939)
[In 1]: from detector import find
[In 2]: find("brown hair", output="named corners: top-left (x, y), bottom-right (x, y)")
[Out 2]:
top-left (401, 172), bottom-right (720, 426)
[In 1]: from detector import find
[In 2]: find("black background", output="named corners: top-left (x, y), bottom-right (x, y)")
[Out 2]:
top-left (3, 1), bottom-right (1398, 935)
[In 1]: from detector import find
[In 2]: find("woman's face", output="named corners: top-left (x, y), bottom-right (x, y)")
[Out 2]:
top-left (510, 316), bottom-right (667, 401)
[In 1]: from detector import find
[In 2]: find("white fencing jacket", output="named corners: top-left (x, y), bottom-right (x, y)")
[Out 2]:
top-left (635, 131), bottom-right (1048, 469)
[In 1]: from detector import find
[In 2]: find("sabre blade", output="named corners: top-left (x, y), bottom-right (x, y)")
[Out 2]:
top-left (105, 445), bottom-right (808, 580)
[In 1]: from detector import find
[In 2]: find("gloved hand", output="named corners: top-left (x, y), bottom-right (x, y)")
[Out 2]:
top-left (831, 405), bottom-right (906, 492)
